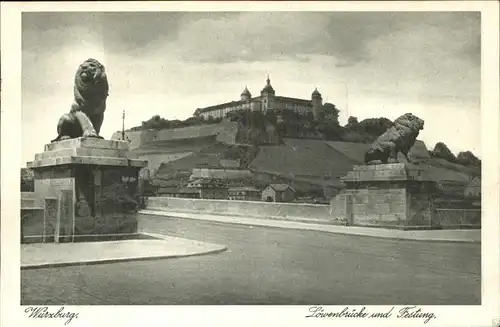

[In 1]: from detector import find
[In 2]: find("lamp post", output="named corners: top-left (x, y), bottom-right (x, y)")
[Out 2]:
top-left (122, 110), bottom-right (125, 140)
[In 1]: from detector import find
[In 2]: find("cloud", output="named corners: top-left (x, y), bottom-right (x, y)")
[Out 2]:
top-left (20, 11), bottom-right (481, 164)
top-left (355, 19), bottom-right (481, 105)
top-left (153, 12), bottom-right (480, 67)
top-left (22, 11), bottom-right (480, 68)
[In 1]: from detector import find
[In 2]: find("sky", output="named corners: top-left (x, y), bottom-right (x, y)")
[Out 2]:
top-left (21, 11), bottom-right (481, 164)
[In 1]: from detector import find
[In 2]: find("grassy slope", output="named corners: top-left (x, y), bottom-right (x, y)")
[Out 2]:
top-left (249, 138), bottom-right (359, 183)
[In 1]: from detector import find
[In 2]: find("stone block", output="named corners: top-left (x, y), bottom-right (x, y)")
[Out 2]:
top-left (342, 163), bottom-right (433, 184)
top-left (433, 208), bottom-right (481, 228)
top-left (29, 137), bottom-right (147, 169)
top-left (335, 164), bottom-right (438, 229)
top-left (35, 147), bottom-right (130, 161)
top-left (44, 137), bottom-right (129, 152)
top-left (21, 208), bottom-right (44, 243)
top-left (56, 190), bottom-right (74, 243)
top-left (25, 137), bottom-right (148, 243)
top-left (44, 198), bottom-right (58, 242)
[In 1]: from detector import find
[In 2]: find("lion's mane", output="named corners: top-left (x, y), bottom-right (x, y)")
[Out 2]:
top-left (364, 113), bottom-right (424, 164)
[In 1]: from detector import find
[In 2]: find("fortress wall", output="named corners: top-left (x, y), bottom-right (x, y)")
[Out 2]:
top-left (191, 168), bottom-right (252, 180)
top-left (155, 124), bottom-right (220, 141)
top-left (111, 130), bottom-right (157, 150)
top-left (139, 152), bottom-right (193, 177)
top-left (114, 121), bottom-right (239, 153)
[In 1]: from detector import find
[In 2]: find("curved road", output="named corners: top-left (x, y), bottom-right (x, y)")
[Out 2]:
top-left (21, 214), bottom-right (480, 305)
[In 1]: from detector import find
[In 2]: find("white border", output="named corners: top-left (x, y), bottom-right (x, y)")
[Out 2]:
top-left (2, 2), bottom-right (499, 327)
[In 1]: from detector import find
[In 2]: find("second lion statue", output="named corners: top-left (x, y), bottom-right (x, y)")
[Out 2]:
top-left (364, 113), bottom-right (424, 165)
top-left (52, 58), bottom-right (109, 142)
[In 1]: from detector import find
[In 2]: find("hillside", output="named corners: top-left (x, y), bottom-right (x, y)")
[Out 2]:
top-left (249, 138), bottom-right (359, 184)
top-left (112, 117), bottom-right (480, 201)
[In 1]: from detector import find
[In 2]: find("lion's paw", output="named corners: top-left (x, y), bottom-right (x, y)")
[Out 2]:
top-left (82, 130), bottom-right (101, 138)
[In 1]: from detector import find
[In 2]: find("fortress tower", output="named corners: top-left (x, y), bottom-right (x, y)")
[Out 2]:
top-left (311, 88), bottom-right (323, 119)
top-left (240, 86), bottom-right (251, 101)
top-left (261, 76), bottom-right (275, 111)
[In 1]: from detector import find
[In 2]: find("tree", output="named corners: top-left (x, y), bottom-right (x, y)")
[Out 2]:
top-left (322, 103), bottom-right (340, 124)
top-left (265, 110), bottom-right (278, 126)
top-left (249, 111), bottom-right (265, 129)
top-left (432, 142), bottom-right (456, 162)
top-left (347, 116), bottom-right (358, 125)
top-left (358, 118), bottom-right (393, 137)
top-left (305, 111), bottom-right (315, 122)
top-left (319, 122), bottom-right (344, 141)
top-left (456, 151), bottom-right (481, 167)
top-left (21, 168), bottom-right (34, 192)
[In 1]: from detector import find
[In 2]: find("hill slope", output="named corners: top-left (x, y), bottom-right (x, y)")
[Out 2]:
top-left (116, 122), bottom-right (479, 199)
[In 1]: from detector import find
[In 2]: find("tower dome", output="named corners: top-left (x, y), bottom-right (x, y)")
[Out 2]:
top-left (240, 86), bottom-right (252, 101)
top-left (312, 87), bottom-right (322, 98)
top-left (261, 75), bottom-right (275, 94)
top-left (311, 87), bottom-right (323, 120)
top-left (241, 86), bottom-right (251, 97)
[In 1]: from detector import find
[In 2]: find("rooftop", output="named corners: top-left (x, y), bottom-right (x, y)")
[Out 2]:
top-left (229, 186), bottom-right (261, 192)
top-left (275, 96), bottom-right (312, 106)
top-left (268, 184), bottom-right (295, 192)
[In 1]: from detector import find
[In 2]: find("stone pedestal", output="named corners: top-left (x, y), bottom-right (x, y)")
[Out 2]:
top-left (26, 137), bottom-right (148, 243)
top-left (339, 163), bottom-right (438, 229)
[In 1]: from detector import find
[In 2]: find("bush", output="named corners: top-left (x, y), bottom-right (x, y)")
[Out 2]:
top-left (132, 114), bottom-right (221, 131)
top-left (21, 168), bottom-right (34, 192)
top-left (432, 142), bottom-right (457, 162)
top-left (456, 151), bottom-right (481, 167)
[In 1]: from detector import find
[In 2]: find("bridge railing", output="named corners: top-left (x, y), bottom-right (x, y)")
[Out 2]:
top-left (433, 208), bottom-right (481, 228)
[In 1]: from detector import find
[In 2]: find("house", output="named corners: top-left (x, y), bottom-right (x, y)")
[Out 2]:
top-left (177, 187), bottom-right (201, 199)
top-left (156, 186), bottom-right (179, 197)
top-left (464, 177), bottom-right (481, 198)
top-left (187, 178), bottom-right (228, 200)
top-left (228, 186), bottom-right (261, 201)
top-left (157, 187), bottom-right (200, 198)
top-left (261, 184), bottom-right (296, 202)
top-left (220, 159), bottom-right (240, 169)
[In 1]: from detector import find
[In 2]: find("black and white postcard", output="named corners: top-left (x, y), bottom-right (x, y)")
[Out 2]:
top-left (1, 2), bottom-right (499, 327)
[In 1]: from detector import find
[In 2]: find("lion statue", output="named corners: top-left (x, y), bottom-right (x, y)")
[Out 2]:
top-left (364, 113), bottom-right (424, 165)
top-left (51, 58), bottom-right (109, 142)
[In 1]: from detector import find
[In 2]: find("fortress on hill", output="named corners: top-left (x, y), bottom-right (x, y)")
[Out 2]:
top-left (193, 76), bottom-right (333, 120)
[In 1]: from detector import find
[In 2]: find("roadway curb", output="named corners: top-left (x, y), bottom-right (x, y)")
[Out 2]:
top-left (21, 236), bottom-right (228, 270)
top-left (139, 210), bottom-right (481, 244)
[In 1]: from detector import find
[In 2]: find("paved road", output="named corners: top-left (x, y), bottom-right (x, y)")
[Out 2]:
top-left (21, 214), bottom-right (481, 305)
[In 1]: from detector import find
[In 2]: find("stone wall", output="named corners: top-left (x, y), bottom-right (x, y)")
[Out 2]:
top-left (435, 209), bottom-right (481, 228)
top-left (329, 193), bottom-right (351, 224)
top-left (33, 166), bottom-right (75, 198)
top-left (348, 184), bottom-right (408, 226)
top-left (73, 166), bottom-right (139, 236)
top-left (146, 195), bottom-right (479, 229)
top-left (27, 164), bottom-right (141, 240)
top-left (21, 197), bottom-right (58, 243)
top-left (147, 197), bottom-right (334, 223)
top-left (21, 208), bottom-right (44, 243)
top-left (408, 182), bottom-right (437, 226)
